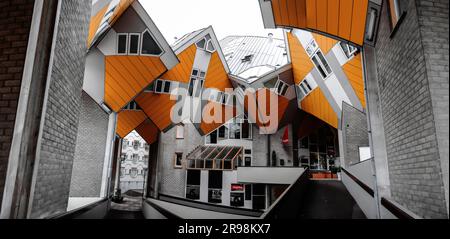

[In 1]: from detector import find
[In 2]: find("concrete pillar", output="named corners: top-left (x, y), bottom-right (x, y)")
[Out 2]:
top-left (362, 45), bottom-right (391, 217)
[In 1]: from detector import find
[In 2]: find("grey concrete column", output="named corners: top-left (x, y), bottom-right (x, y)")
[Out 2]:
top-left (362, 46), bottom-right (391, 212)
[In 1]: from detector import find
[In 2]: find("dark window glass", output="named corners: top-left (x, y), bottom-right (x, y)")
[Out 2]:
top-left (245, 185), bottom-right (252, 200)
top-left (312, 56), bottom-right (327, 79)
top-left (242, 120), bottom-right (250, 139)
top-left (188, 78), bottom-right (195, 96)
top-left (253, 184), bottom-right (265, 195)
top-left (118, 35), bottom-right (127, 54)
top-left (218, 126), bottom-right (226, 138)
top-left (252, 196), bottom-right (265, 210)
top-left (142, 31), bottom-right (162, 55)
top-left (163, 81), bottom-right (171, 93)
top-left (245, 157), bottom-right (251, 167)
top-left (244, 149), bottom-right (252, 154)
top-left (209, 130), bottom-right (217, 144)
top-left (129, 34), bottom-right (139, 54)
top-left (155, 80), bottom-right (163, 92)
top-left (317, 51), bottom-right (332, 74)
top-left (230, 193), bottom-right (244, 207)
top-left (304, 80), bottom-right (313, 91)
top-left (208, 171), bottom-right (222, 189)
top-left (186, 170), bottom-right (200, 185)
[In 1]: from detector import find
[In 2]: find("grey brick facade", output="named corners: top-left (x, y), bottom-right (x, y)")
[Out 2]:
top-left (69, 92), bottom-right (109, 197)
top-left (157, 123), bottom-right (203, 197)
top-left (341, 103), bottom-right (369, 167)
top-left (28, 0), bottom-right (91, 218)
top-left (415, 0), bottom-right (449, 216)
top-left (0, 0), bottom-right (34, 209)
top-left (375, 0), bottom-right (448, 218)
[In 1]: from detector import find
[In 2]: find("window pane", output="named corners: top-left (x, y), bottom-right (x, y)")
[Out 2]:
top-left (281, 85), bottom-right (288, 96)
top-left (207, 40), bottom-right (215, 52)
top-left (304, 80), bottom-right (312, 91)
top-left (242, 120), bottom-right (250, 139)
top-left (312, 56), bottom-right (327, 78)
top-left (316, 51), bottom-right (332, 74)
top-left (129, 34), bottom-right (139, 54)
top-left (208, 171), bottom-right (223, 189)
top-left (196, 39), bottom-right (206, 49)
top-left (300, 84), bottom-right (309, 95)
top-left (155, 80), bottom-right (163, 92)
top-left (118, 35), bottom-right (127, 54)
top-left (188, 79), bottom-right (195, 96)
top-left (142, 31), bottom-right (162, 55)
top-left (163, 81), bottom-right (171, 93)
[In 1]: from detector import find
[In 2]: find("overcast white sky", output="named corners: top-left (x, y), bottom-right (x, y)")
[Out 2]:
top-left (141, 0), bottom-right (284, 44)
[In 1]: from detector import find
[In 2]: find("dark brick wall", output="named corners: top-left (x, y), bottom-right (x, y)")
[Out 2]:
top-left (375, 0), bottom-right (447, 218)
top-left (0, 0), bottom-right (34, 208)
top-left (28, 0), bottom-right (91, 218)
top-left (69, 92), bottom-right (109, 197)
top-left (341, 103), bottom-right (369, 167)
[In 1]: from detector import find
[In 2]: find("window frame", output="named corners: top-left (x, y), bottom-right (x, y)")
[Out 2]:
top-left (117, 33), bottom-right (129, 55)
top-left (188, 68), bottom-right (206, 97)
top-left (274, 79), bottom-right (289, 96)
top-left (174, 152), bottom-right (183, 169)
top-left (140, 29), bottom-right (163, 57)
top-left (128, 33), bottom-right (141, 56)
top-left (387, 0), bottom-right (407, 37)
top-left (311, 49), bottom-right (332, 79)
top-left (153, 79), bottom-right (172, 94)
top-left (176, 125), bottom-right (184, 139)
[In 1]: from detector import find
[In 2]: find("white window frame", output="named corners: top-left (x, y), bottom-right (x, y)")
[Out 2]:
top-left (195, 34), bottom-right (216, 53)
top-left (128, 33), bottom-right (141, 56)
top-left (188, 68), bottom-right (206, 97)
top-left (176, 125), bottom-right (184, 139)
top-left (117, 33), bottom-right (128, 55)
top-left (153, 79), bottom-right (172, 94)
top-left (305, 39), bottom-right (319, 57)
top-left (274, 79), bottom-right (289, 96)
top-left (140, 29), bottom-right (163, 57)
top-left (174, 152), bottom-right (183, 169)
top-left (311, 49), bottom-right (332, 79)
top-left (339, 42), bottom-right (358, 60)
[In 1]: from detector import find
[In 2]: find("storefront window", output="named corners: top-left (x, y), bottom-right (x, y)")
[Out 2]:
top-left (186, 170), bottom-right (200, 200)
top-left (208, 171), bottom-right (223, 203)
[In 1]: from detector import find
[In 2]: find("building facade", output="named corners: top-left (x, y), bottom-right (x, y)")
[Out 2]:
top-left (120, 131), bottom-right (149, 193)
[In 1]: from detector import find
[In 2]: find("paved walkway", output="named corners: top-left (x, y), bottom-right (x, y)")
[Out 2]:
top-left (297, 180), bottom-right (366, 219)
top-left (106, 190), bottom-right (145, 219)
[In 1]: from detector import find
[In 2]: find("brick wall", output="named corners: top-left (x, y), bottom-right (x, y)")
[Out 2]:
top-left (375, 0), bottom-right (447, 218)
top-left (0, 0), bottom-right (34, 208)
top-left (341, 103), bottom-right (369, 167)
top-left (28, 0), bottom-right (91, 218)
top-left (415, 0), bottom-right (449, 216)
top-left (158, 123), bottom-right (203, 197)
top-left (69, 92), bottom-right (109, 197)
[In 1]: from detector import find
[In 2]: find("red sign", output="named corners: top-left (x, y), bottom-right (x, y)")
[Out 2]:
top-left (231, 184), bottom-right (244, 191)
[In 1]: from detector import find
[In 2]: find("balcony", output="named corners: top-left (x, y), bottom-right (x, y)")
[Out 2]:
top-left (236, 166), bottom-right (305, 184)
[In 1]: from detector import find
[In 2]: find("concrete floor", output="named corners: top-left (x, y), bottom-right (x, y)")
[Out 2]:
top-left (297, 180), bottom-right (366, 219)
top-left (106, 190), bottom-right (145, 219)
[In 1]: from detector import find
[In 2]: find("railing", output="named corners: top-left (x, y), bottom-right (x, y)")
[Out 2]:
top-left (50, 198), bottom-right (109, 219)
top-left (261, 168), bottom-right (310, 219)
top-left (341, 166), bottom-right (419, 219)
top-left (156, 194), bottom-right (263, 217)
